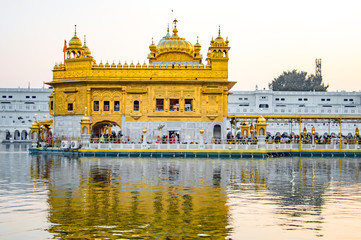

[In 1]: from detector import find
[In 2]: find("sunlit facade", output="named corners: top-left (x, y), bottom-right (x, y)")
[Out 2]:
top-left (48, 21), bottom-right (234, 142)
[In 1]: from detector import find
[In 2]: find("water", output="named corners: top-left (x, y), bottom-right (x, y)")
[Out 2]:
top-left (0, 144), bottom-right (361, 239)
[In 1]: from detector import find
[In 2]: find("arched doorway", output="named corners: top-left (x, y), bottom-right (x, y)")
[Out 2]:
top-left (213, 124), bottom-right (221, 139)
top-left (5, 130), bottom-right (11, 140)
top-left (91, 120), bottom-right (122, 142)
top-left (14, 130), bottom-right (20, 140)
top-left (21, 130), bottom-right (28, 140)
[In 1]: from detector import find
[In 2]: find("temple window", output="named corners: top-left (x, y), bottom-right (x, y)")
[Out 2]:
top-left (170, 99), bottom-right (179, 111)
top-left (156, 99), bottom-right (164, 111)
top-left (114, 101), bottom-right (120, 111)
top-left (134, 100), bottom-right (139, 111)
top-left (185, 99), bottom-right (193, 111)
top-left (93, 101), bottom-right (99, 111)
top-left (67, 103), bottom-right (73, 112)
top-left (104, 101), bottom-right (110, 111)
top-left (50, 101), bottom-right (53, 110)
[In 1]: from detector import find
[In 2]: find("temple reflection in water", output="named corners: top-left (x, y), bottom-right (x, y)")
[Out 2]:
top-left (30, 155), bottom-right (361, 239)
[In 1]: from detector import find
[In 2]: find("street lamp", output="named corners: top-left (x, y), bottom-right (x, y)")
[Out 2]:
top-left (312, 126), bottom-right (315, 145)
top-left (142, 126), bottom-right (147, 144)
top-left (250, 124), bottom-right (254, 140)
top-left (200, 127), bottom-right (205, 145)
top-left (303, 127), bottom-right (307, 136)
top-left (303, 127), bottom-right (307, 144)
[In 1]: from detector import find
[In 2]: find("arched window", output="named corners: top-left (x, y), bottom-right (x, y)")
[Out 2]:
top-left (259, 128), bottom-right (265, 136)
top-left (223, 50), bottom-right (227, 58)
top-left (82, 126), bottom-right (88, 134)
top-left (213, 125), bottom-right (221, 139)
top-left (134, 100), bottom-right (139, 111)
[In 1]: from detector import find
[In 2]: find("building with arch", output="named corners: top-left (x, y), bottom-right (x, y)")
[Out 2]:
top-left (0, 88), bottom-right (52, 142)
top-left (48, 21), bottom-right (234, 142)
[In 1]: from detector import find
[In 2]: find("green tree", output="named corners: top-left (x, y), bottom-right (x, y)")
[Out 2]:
top-left (269, 69), bottom-right (329, 91)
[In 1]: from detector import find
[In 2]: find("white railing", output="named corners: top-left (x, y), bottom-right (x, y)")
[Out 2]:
top-left (86, 142), bottom-right (361, 151)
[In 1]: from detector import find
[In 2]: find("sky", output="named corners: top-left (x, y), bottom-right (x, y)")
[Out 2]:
top-left (0, 0), bottom-right (360, 91)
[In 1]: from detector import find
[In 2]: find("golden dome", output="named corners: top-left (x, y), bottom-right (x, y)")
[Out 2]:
top-left (156, 21), bottom-right (194, 55)
top-left (149, 38), bottom-right (156, 52)
top-left (111, 61), bottom-right (116, 68)
top-left (82, 35), bottom-right (91, 56)
top-left (257, 115), bottom-right (266, 124)
top-left (214, 26), bottom-right (225, 44)
top-left (69, 34), bottom-right (82, 48)
top-left (81, 115), bottom-right (90, 122)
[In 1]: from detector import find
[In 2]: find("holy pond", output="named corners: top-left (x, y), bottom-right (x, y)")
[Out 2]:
top-left (0, 143), bottom-right (361, 239)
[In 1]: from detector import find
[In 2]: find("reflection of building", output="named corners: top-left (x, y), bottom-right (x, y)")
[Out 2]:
top-left (48, 21), bottom-right (234, 142)
top-left (31, 156), bottom-right (230, 239)
top-left (0, 88), bottom-right (52, 142)
top-left (228, 90), bottom-right (361, 135)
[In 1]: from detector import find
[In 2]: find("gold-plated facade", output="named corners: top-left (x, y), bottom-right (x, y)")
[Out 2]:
top-left (48, 21), bottom-right (234, 139)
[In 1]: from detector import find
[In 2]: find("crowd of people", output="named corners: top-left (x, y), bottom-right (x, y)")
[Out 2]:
top-left (88, 131), bottom-right (361, 145)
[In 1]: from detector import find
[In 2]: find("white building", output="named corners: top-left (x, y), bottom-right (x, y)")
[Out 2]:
top-left (0, 88), bottom-right (52, 142)
top-left (228, 90), bottom-right (361, 136)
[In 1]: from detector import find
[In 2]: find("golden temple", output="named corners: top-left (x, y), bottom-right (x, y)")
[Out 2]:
top-left (46, 20), bottom-right (234, 141)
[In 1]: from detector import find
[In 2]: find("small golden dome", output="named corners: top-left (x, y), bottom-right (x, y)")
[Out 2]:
top-left (149, 38), bottom-right (156, 52)
top-left (123, 61), bottom-right (128, 68)
top-left (257, 115), bottom-right (266, 124)
top-left (214, 25), bottom-right (225, 44)
top-left (105, 61), bottom-right (110, 68)
top-left (117, 61), bottom-right (122, 68)
top-left (82, 115), bottom-right (90, 122)
top-left (136, 61), bottom-right (141, 68)
top-left (111, 61), bottom-right (116, 68)
top-left (82, 45), bottom-right (91, 56)
top-left (142, 62), bottom-right (147, 68)
top-left (129, 61), bottom-right (135, 68)
top-left (99, 61), bottom-right (104, 68)
top-left (194, 36), bottom-right (201, 50)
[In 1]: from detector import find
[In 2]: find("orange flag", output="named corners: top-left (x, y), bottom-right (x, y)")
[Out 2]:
top-left (63, 40), bottom-right (67, 60)
top-left (63, 40), bottom-right (67, 53)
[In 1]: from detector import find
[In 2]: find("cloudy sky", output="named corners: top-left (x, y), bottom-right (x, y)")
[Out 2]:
top-left (0, 0), bottom-right (360, 91)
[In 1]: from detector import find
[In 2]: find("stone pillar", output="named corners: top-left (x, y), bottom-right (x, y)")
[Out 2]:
top-left (81, 134), bottom-right (91, 149)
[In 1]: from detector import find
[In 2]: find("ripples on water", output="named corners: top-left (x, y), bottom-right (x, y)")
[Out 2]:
top-left (0, 144), bottom-right (361, 239)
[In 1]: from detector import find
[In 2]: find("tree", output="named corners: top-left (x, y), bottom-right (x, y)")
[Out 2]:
top-left (269, 69), bottom-right (329, 91)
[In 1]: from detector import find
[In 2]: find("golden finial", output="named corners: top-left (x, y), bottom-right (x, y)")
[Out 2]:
top-left (218, 25), bottom-right (221, 36)
top-left (167, 23), bottom-right (169, 33)
top-left (74, 25), bottom-right (77, 35)
top-left (197, 36), bottom-right (199, 43)
top-left (152, 37), bottom-right (154, 44)
top-left (84, 35), bottom-right (86, 45)
top-left (173, 18), bottom-right (178, 28)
